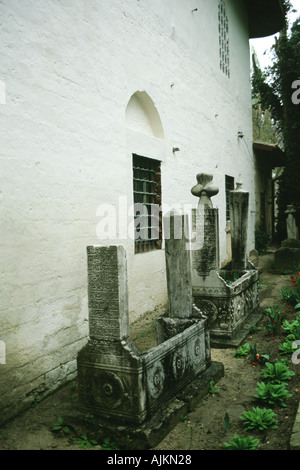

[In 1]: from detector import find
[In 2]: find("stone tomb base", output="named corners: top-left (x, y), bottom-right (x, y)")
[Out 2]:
top-left (78, 318), bottom-right (213, 425)
top-left (74, 361), bottom-right (224, 450)
top-left (193, 265), bottom-right (262, 348)
top-left (77, 242), bottom-right (223, 448)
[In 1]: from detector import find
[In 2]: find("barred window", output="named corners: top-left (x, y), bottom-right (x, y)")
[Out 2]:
top-left (218, 0), bottom-right (230, 78)
top-left (225, 175), bottom-right (234, 221)
top-left (132, 154), bottom-right (162, 254)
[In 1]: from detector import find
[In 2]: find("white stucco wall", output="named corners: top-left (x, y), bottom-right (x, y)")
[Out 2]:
top-left (0, 0), bottom-right (254, 423)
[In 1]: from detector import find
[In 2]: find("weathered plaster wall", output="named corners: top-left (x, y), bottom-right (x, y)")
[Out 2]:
top-left (0, 0), bottom-right (254, 423)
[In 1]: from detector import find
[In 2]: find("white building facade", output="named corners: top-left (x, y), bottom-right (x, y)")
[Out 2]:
top-left (0, 0), bottom-right (284, 423)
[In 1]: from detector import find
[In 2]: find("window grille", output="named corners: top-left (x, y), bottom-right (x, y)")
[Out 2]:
top-left (132, 154), bottom-right (162, 254)
top-left (225, 175), bottom-right (234, 221)
top-left (218, 0), bottom-right (230, 78)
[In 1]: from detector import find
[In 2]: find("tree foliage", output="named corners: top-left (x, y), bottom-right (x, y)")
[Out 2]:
top-left (252, 1), bottom-right (300, 240)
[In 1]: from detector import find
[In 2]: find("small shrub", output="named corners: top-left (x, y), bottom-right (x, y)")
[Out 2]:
top-left (280, 327), bottom-right (300, 355)
top-left (254, 382), bottom-right (292, 407)
top-left (224, 434), bottom-right (259, 450)
top-left (282, 318), bottom-right (300, 334)
top-left (240, 407), bottom-right (277, 432)
top-left (279, 338), bottom-right (299, 355)
top-left (260, 361), bottom-right (295, 385)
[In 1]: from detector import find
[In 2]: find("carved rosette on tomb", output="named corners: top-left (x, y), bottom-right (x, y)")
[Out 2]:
top-left (190, 174), bottom-right (260, 347)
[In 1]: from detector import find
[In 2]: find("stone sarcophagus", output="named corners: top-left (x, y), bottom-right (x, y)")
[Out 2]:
top-left (193, 266), bottom-right (259, 345)
top-left (191, 174), bottom-right (260, 347)
top-left (77, 213), bottom-right (213, 425)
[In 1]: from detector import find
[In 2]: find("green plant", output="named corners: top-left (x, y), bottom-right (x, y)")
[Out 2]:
top-left (254, 382), bottom-right (292, 407)
top-left (100, 437), bottom-right (119, 450)
top-left (280, 326), bottom-right (300, 355)
top-left (209, 380), bottom-right (220, 394)
top-left (281, 287), bottom-right (296, 305)
top-left (51, 417), bottom-right (71, 436)
top-left (224, 412), bottom-right (230, 432)
top-left (255, 228), bottom-right (270, 254)
top-left (260, 348), bottom-right (271, 363)
top-left (224, 434), bottom-right (259, 450)
top-left (240, 407), bottom-right (277, 432)
top-left (282, 317), bottom-right (300, 334)
top-left (260, 361), bottom-right (295, 384)
top-left (281, 273), bottom-right (300, 306)
top-left (279, 338), bottom-right (299, 355)
top-left (252, 8), bottom-right (300, 242)
top-left (75, 435), bottom-right (98, 449)
top-left (265, 305), bottom-right (287, 335)
top-left (235, 343), bottom-right (250, 357)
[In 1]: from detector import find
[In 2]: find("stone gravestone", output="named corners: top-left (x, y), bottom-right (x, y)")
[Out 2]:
top-left (77, 245), bottom-right (147, 424)
top-left (229, 182), bottom-right (249, 271)
top-left (191, 173), bottom-right (220, 280)
top-left (275, 205), bottom-right (300, 271)
top-left (156, 209), bottom-right (210, 347)
top-left (163, 210), bottom-right (193, 318)
top-left (191, 173), bottom-right (259, 347)
top-left (77, 239), bottom-right (222, 445)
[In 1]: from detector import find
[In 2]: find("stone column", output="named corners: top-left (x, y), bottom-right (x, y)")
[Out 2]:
top-left (229, 183), bottom-right (249, 271)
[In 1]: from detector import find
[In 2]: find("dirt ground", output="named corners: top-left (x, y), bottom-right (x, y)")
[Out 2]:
top-left (0, 252), bottom-right (299, 451)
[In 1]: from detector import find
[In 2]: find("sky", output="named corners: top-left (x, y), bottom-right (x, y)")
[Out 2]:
top-left (250, 0), bottom-right (299, 69)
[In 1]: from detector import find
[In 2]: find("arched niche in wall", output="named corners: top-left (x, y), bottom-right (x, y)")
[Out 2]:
top-left (125, 91), bottom-right (166, 164)
top-left (126, 91), bottom-right (164, 139)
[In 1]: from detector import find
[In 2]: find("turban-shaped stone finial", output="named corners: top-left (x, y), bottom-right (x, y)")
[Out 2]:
top-left (191, 173), bottom-right (219, 207)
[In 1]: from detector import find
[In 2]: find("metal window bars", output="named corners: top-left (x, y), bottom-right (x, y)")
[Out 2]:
top-left (132, 154), bottom-right (162, 254)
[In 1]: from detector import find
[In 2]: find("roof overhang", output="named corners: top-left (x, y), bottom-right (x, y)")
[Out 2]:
top-left (253, 141), bottom-right (286, 168)
top-left (245, 0), bottom-right (285, 38)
